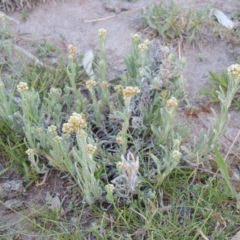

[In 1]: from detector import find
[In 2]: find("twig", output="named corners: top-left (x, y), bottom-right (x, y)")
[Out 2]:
top-left (178, 166), bottom-right (238, 181)
top-left (197, 228), bottom-right (209, 240)
top-left (3, 39), bottom-right (46, 67)
top-left (9, 41), bottom-right (45, 66)
top-left (18, 36), bottom-right (52, 41)
top-left (178, 39), bottom-right (182, 59)
top-left (36, 171), bottom-right (49, 186)
top-left (224, 129), bottom-right (240, 160)
top-left (85, 14), bottom-right (117, 23)
top-left (84, 7), bottom-right (142, 23)
top-left (0, 11), bottom-right (20, 23)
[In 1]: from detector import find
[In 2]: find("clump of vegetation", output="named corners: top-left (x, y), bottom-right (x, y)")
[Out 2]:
top-left (202, 67), bottom-right (240, 109)
top-left (0, 0), bottom-right (47, 12)
top-left (1, 9), bottom-right (240, 239)
top-left (143, 0), bottom-right (238, 45)
top-left (0, 24), bottom-right (188, 205)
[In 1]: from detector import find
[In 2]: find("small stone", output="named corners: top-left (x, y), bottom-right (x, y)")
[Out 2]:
top-left (4, 199), bottom-right (23, 210)
top-left (0, 180), bottom-right (25, 198)
top-left (104, 0), bottom-right (129, 14)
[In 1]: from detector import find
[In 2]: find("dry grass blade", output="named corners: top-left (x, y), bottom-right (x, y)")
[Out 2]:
top-left (7, 41), bottom-right (45, 66)
top-left (197, 228), bottom-right (209, 240)
top-left (0, 11), bottom-right (19, 23)
top-left (0, 0), bottom-right (47, 12)
top-left (84, 7), bottom-right (143, 23)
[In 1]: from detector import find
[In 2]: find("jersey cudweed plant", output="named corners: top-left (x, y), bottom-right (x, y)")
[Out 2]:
top-left (181, 64), bottom-right (240, 163)
top-left (114, 151), bottom-right (139, 197)
top-left (1, 26), bottom-right (239, 208)
top-left (0, 29), bottom-right (186, 205)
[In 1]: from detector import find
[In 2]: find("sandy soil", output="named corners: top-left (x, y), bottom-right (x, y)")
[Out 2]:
top-left (8, 0), bottom-right (158, 66)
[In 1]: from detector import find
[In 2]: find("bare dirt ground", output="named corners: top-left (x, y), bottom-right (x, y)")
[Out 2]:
top-left (1, 0), bottom-right (240, 238)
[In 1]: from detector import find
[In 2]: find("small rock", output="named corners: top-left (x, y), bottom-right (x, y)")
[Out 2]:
top-left (0, 180), bottom-right (25, 198)
top-left (4, 199), bottom-right (24, 210)
top-left (104, 0), bottom-right (129, 14)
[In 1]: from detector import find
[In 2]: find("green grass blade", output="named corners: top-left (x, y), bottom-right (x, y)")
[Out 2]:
top-left (214, 146), bottom-right (237, 198)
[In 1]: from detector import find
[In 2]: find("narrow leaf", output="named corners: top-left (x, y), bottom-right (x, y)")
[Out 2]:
top-left (82, 50), bottom-right (95, 78)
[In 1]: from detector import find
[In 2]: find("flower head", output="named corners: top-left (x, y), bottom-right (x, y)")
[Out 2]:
top-left (62, 112), bottom-right (87, 134)
top-left (172, 150), bottom-right (182, 160)
top-left (98, 28), bottom-right (107, 37)
top-left (132, 33), bottom-right (141, 43)
top-left (50, 87), bottom-right (61, 96)
top-left (116, 136), bottom-right (125, 145)
top-left (139, 68), bottom-right (146, 77)
top-left (121, 151), bottom-right (139, 193)
top-left (227, 64), bottom-right (240, 79)
top-left (50, 88), bottom-right (58, 94)
top-left (100, 81), bottom-right (108, 89)
top-left (143, 39), bottom-right (151, 47)
top-left (78, 129), bottom-right (87, 138)
top-left (105, 184), bottom-right (114, 193)
top-left (138, 43), bottom-right (148, 52)
top-left (105, 183), bottom-right (114, 203)
top-left (160, 90), bottom-right (168, 99)
top-left (86, 79), bottom-right (97, 89)
top-left (17, 82), bottom-right (28, 93)
top-left (166, 97), bottom-right (178, 108)
top-left (116, 161), bottom-right (126, 171)
top-left (86, 144), bottom-right (97, 155)
top-left (122, 86), bottom-right (140, 100)
top-left (114, 85), bottom-right (123, 92)
top-left (48, 125), bottom-right (57, 133)
top-left (35, 127), bottom-right (43, 133)
top-left (98, 59), bottom-right (105, 67)
top-left (53, 136), bottom-right (62, 143)
top-left (26, 148), bottom-right (35, 156)
top-left (68, 44), bottom-right (78, 59)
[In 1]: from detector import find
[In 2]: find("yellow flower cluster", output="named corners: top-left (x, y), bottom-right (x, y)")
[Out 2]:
top-left (100, 81), bottom-right (108, 89)
top-left (172, 150), bottom-right (182, 160)
top-left (62, 112), bottom-right (87, 134)
top-left (86, 144), bottom-right (97, 154)
top-left (98, 28), bottom-right (107, 37)
top-left (114, 84), bottom-right (123, 92)
top-left (48, 125), bottom-right (57, 133)
top-left (139, 69), bottom-right (146, 77)
top-left (50, 88), bottom-right (59, 94)
top-left (105, 183), bottom-right (114, 193)
top-left (116, 161), bottom-right (126, 171)
top-left (78, 129), bottom-right (87, 138)
top-left (53, 136), bottom-right (62, 143)
top-left (138, 43), bottom-right (148, 52)
top-left (86, 79), bottom-right (97, 89)
top-left (35, 127), bottom-right (43, 133)
top-left (166, 97), bottom-right (178, 108)
top-left (132, 33), bottom-right (141, 43)
top-left (68, 44), bottom-right (78, 59)
top-left (17, 82), bottom-right (28, 93)
top-left (160, 90), bottom-right (168, 99)
top-left (98, 59), bottom-right (105, 67)
top-left (26, 148), bottom-right (35, 156)
top-left (227, 64), bottom-right (240, 78)
top-left (116, 136), bottom-right (124, 145)
top-left (122, 86), bottom-right (140, 100)
top-left (143, 39), bottom-right (151, 47)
